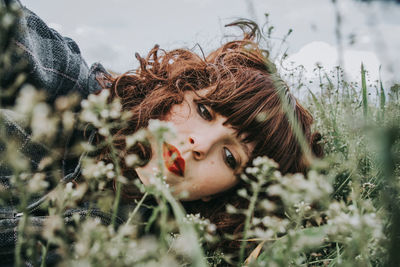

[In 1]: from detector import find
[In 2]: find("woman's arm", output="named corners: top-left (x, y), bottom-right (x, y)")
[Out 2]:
top-left (2, 0), bottom-right (108, 102)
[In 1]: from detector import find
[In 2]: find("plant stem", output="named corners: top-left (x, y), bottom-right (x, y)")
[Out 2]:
top-left (40, 241), bottom-right (49, 267)
top-left (152, 133), bottom-right (206, 266)
top-left (126, 192), bottom-right (148, 225)
top-left (159, 197), bottom-right (168, 249)
top-left (361, 63), bottom-right (368, 120)
top-left (15, 212), bottom-right (26, 267)
top-left (14, 170), bottom-right (30, 267)
top-left (161, 186), bottom-right (208, 267)
top-left (108, 135), bottom-right (123, 228)
top-left (239, 183), bottom-right (261, 264)
top-left (112, 180), bottom-right (122, 227)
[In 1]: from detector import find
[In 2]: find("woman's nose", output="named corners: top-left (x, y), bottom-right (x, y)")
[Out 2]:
top-left (189, 136), bottom-right (206, 160)
top-left (188, 131), bottom-right (220, 160)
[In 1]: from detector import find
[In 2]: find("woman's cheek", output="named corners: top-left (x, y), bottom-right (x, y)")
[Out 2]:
top-left (201, 166), bottom-right (230, 193)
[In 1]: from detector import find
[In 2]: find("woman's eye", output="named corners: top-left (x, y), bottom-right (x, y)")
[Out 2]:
top-left (197, 103), bottom-right (212, 121)
top-left (223, 147), bottom-right (237, 170)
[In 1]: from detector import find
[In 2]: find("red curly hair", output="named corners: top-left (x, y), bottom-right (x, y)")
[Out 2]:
top-left (99, 29), bottom-right (322, 253)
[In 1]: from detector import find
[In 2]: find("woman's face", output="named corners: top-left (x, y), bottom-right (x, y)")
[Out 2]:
top-left (135, 91), bottom-right (254, 201)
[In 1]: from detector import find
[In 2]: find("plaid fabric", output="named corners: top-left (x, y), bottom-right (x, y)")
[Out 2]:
top-left (0, 0), bottom-right (109, 207)
top-left (0, 1), bottom-right (131, 265)
top-left (8, 0), bottom-right (107, 101)
top-left (0, 109), bottom-right (82, 200)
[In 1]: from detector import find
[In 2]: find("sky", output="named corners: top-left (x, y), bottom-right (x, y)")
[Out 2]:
top-left (25, 0), bottom-right (400, 92)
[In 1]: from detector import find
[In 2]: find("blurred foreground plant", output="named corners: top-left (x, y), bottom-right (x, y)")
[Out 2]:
top-left (1, 3), bottom-right (398, 266)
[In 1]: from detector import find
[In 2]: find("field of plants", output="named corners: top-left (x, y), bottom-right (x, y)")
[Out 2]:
top-left (1, 2), bottom-right (400, 266)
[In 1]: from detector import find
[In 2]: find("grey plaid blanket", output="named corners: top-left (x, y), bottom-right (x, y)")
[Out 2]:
top-left (0, 1), bottom-right (126, 265)
top-left (4, 0), bottom-right (106, 101)
top-left (1, 0), bottom-right (109, 205)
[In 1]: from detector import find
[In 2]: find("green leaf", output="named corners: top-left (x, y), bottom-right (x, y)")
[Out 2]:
top-left (257, 225), bottom-right (329, 263)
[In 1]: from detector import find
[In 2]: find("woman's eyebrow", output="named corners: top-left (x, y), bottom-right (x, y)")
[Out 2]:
top-left (239, 141), bottom-right (251, 159)
top-left (229, 128), bottom-right (251, 160)
top-left (226, 123), bottom-right (251, 159)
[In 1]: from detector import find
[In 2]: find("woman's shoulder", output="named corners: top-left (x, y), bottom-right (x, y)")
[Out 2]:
top-left (4, 0), bottom-right (108, 101)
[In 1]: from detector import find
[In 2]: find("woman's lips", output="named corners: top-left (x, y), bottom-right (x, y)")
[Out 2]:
top-left (162, 142), bottom-right (185, 177)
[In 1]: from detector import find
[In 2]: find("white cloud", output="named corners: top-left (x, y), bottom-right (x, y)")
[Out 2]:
top-left (285, 41), bottom-right (381, 82)
top-left (74, 26), bottom-right (104, 36)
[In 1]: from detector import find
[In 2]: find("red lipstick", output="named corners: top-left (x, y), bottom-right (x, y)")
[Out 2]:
top-left (163, 142), bottom-right (185, 177)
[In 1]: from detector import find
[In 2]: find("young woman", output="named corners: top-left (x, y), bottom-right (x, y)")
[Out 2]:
top-left (101, 39), bottom-right (323, 252)
top-left (0, 0), bottom-right (322, 263)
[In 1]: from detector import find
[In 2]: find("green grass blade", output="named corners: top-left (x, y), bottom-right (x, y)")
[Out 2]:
top-left (379, 66), bottom-right (386, 122)
top-left (361, 63), bottom-right (368, 120)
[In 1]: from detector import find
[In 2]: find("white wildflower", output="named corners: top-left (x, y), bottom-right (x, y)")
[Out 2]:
top-left (110, 100), bottom-right (122, 119)
top-left (42, 216), bottom-right (64, 240)
top-left (226, 204), bottom-right (238, 213)
top-left (207, 223), bottom-right (217, 233)
top-left (38, 156), bottom-right (54, 171)
top-left (98, 89), bottom-right (110, 101)
top-left (237, 188), bottom-right (248, 198)
top-left (260, 199), bottom-right (276, 212)
top-left (100, 109), bottom-right (109, 119)
top-left (98, 127), bottom-right (109, 136)
top-left (252, 217), bottom-right (261, 225)
top-left (14, 85), bottom-right (45, 115)
top-left (31, 102), bottom-right (59, 141)
top-left (106, 163), bottom-right (114, 170)
top-left (27, 173), bottom-right (48, 193)
top-left (245, 166), bottom-right (259, 175)
top-left (1, 13), bottom-right (14, 28)
top-left (65, 182), bottom-right (74, 193)
top-left (170, 233), bottom-right (199, 257)
top-left (81, 99), bottom-right (89, 109)
top-left (294, 201), bottom-right (311, 213)
top-left (125, 154), bottom-right (139, 167)
top-left (261, 216), bottom-right (289, 234)
top-left (82, 160), bottom-right (115, 180)
top-left (71, 183), bottom-right (87, 200)
top-left (267, 184), bottom-right (283, 196)
top-left (62, 110), bottom-right (75, 132)
top-left (80, 141), bottom-right (95, 152)
top-left (79, 89), bottom-right (117, 128)
top-left (252, 156), bottom-right (278, 169)
top-left (252, 227), bottom-right (275, 240)
top-left (125, 129), bottom-right (148, 148)
top-left (80, 108), bottom-right (100, 126)
top-left (106, 171), bottom-right (115, 179)
top-left (148, 119), bottom-right (177, 140)
top-left (118, 224), bottom-right (136, 237)
top-left (117, 175), bottom-right (128, 183)
top-left (93, 170), bottom-right (101, 178)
